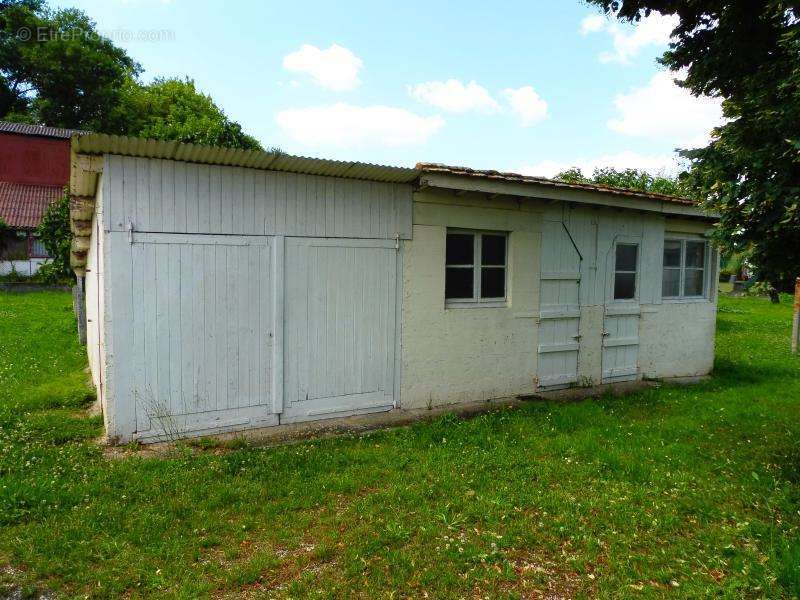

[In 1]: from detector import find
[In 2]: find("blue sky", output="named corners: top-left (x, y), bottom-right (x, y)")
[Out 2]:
top-left (53, 0), bottom-right (723, 176)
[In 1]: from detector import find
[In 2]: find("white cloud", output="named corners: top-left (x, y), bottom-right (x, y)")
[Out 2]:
top-left (518, 151), bottom-right (683, 179)
top-left (409, 79), bottom-right (500, 114)
top-left (580, 12), bottom-right (678, 64)
top-left (608, 71), bottom-right (724, 148)
top-left (275, 103), bottom-right (445, 148)
top-left (502, 86), bottom-right (548, 126)
top-left (282, 44), bottom-right (363, 91)
top-left (580, 14), bottom-right (606, 35)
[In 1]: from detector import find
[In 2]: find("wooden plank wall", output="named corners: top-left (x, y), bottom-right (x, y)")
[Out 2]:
top-left (543, 204), bottom-right (666, 307)
top-left (283, 239), bottom-right (397, 418)
top-left (103, 155), bottom-right (413, 240)
top-left (103, 231), bottom-right (277, 440)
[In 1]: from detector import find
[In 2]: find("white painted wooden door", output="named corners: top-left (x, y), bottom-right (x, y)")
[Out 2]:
top-left (128, 233), bottom-right (276, 436)
top-left (601, 308), bottom-right (641, 382)
top-left (283, 238), bottom-right (398, 422)
top-left (601, 237), bottom-right (642, 383)
top-left (537, 220), bottom-right (582, 388)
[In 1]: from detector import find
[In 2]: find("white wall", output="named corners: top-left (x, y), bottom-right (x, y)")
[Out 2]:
top-left (401, 191), bottom-right (718, 409)
top-left (88, 154), bottom-right (718, 440)
top-left (639, 216), bottom-right (718, 379)
top-left (84, 173), bottom-right (107, 420)
top-left (0, 259), bottom-right (47, 276)
top-left (400, 190), bottom-right (542, 409)
top-left (102, 155), bottom-right (412, 239)
top-left (91, 155), bottom-right (412, 442)
top-left (639, 302), bottom-right (717, 378)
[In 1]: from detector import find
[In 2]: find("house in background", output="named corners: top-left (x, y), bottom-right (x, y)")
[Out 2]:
top-left (0, 121), bottom-right (77, 276)
top-left (70, 134), bottom-right (718, 444)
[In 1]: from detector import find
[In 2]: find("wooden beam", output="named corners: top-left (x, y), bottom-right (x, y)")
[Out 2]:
top-left (76, 154), bottom-right (104, 173)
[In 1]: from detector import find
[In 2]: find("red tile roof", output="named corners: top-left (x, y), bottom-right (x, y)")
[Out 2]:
top-left (0, 181), bottom-right (63, 229)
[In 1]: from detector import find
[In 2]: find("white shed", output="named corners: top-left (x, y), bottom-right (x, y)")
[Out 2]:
top-left (70, 135), bottom-right (718, 443)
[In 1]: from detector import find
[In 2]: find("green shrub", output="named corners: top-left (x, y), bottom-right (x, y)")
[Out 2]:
top-left (35, 191), bottom-right (73, 283)
top-left (31, 262), bottom-right (73, 285)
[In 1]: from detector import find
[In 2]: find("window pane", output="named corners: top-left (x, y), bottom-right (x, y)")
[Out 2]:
top-left (615, 243), bottom-right (638, 272)
top-left (662, 268), bottom-right (680, 297)
top-left (663, 240), bottom-right (681, 267)
top-left (614, 272), bottom-right (636, 300)
top-left (445, 267), bottom-right (473, 299)
top-left (30, 237), bottom-right (49, 257)
top-left (480, 267), bottom-right (505, 298)
top-left (684, 268), bottom-right (705, 296)
top-left (685, 241), bottom-right (706, 268)
top-left (481, 234), bottom-right (506, 266)
top-left (446, 233), bottom-right (473, 265)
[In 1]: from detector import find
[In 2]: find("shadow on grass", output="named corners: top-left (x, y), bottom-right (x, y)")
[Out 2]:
top-left (713, 356), bottom-right (795, 385)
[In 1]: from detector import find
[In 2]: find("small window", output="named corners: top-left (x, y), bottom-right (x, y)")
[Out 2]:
top-left (662, 238), bottom-right (707, 299)
top-left (613, 243), bottom-right (638, 300)
top-left (29, 235), bottom-right (50, 258)
top-left (445, 231), bottom-right (507, 304)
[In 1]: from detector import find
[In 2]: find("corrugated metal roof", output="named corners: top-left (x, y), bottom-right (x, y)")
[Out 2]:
top-left (0, 182), bottom-right (63, 228)
top-left (0, 121), bottom-right (85, 139)
top-left (71, 133), bottom-right (708, 212)
top-left (416, 163), bottom-right (698, 206)
top-left (72, 134), bottom-right (421, 184)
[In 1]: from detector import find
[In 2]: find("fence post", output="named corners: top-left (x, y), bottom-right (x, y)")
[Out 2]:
top-left (793, 277), bottom-right (800, 354)
top-left (73, 276), bottom-right (87, 346)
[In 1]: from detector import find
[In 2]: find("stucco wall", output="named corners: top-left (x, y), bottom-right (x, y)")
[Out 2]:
top-left (400, 190), bottom-right (542, 409)
top-left (401, 191), bottom-right (718, 409)
top-left (638, 301), bottom-right (717, 379)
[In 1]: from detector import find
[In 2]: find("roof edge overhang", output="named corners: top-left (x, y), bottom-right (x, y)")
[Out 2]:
top-left (71, 133), bottom-right (421, 186)
top-left (417, 172), bottom-right (718, 221)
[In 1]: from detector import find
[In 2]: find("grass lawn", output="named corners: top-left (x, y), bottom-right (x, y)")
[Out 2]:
top-left (1, 292), bottom-right (799, 599)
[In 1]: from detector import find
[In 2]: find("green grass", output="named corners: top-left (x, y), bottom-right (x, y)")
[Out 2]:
top-left (1, 291), bottom-right (800, 599)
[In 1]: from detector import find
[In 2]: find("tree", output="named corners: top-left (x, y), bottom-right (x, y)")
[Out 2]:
top-left (1, 2), bottom-right (263, 150)
top-left (554, 166), bottom-right (691, 197)
top-left (1, 1), bottom-right (140, 129)
top-left (0, 0), bottom-right (43, 118)
top-left (120, 77), bottom-right (263, 150)
top-left (585, 0), bottom-right (800, 300)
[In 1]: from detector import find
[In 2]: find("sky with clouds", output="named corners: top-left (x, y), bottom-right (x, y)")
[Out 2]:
top-left (53, 0), bottom-right (724, 177)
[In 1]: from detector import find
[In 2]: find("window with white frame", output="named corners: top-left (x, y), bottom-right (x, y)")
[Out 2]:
top-left (662, 238), bottom-right (707, 299)
top-left (613, 242), bottom-right (639, 300)
top-left (445, 230), bottom-right (507, 304)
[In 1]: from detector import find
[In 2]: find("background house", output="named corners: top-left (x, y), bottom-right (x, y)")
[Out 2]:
top-left (0, 122), bottom-right (77, 276)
